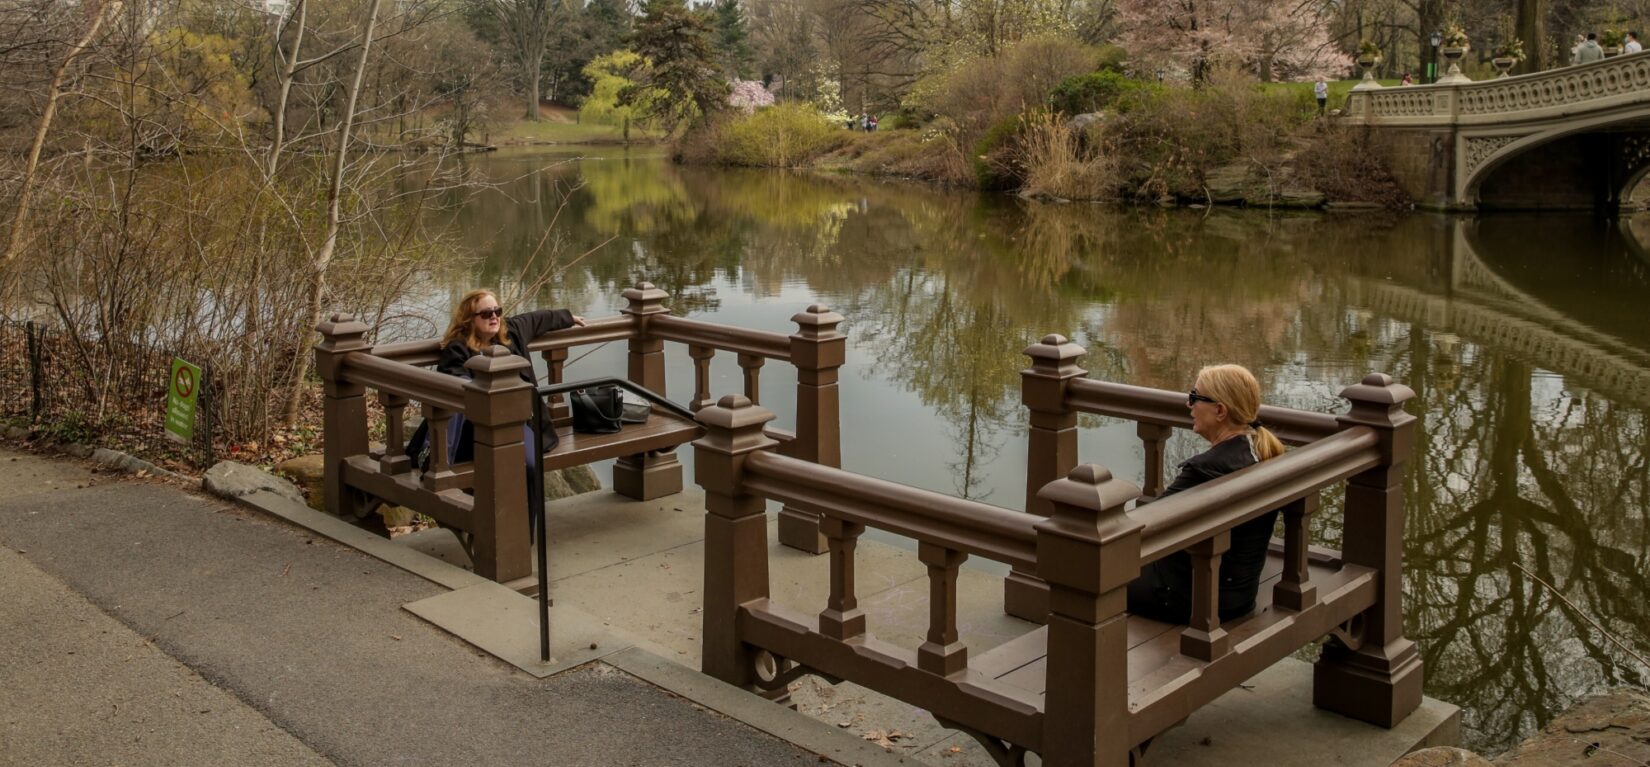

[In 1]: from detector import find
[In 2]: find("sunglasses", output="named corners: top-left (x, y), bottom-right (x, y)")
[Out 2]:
top-left (473, 307), bottom-right (503, 320)
top-left (1187, 389), bottom-right (1219, 407)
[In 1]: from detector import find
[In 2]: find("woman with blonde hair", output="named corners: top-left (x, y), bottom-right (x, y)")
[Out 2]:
top-left (1126, 364), bottom-right (1287, 623)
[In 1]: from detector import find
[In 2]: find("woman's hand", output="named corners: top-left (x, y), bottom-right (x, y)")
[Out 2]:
top-left (571, 314), bottom-right (586, 326)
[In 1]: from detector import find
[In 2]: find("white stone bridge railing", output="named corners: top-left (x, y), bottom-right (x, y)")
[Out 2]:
top-left (1346, 52), bottom-right (1650, 127)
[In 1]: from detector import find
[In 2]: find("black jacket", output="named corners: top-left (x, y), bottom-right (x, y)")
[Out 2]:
top-left (1129, 434), bottom-right (1280, 623)
top-left (437, 308), bottom-right (576, 384)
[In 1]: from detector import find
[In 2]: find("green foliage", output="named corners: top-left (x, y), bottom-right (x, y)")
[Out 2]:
top-left (539, 0), bottom-right (633, 104)
top-left (1094, 44), bottom-right (1128, 73)
top-left (711, 0), bottom-right (754, 79)
top-left (913, 35), bottom-right (1100, 147)
top-left (710, 103), bottom-right (842, 167)
top-left (626, 0), bottom-right (729, 133)
top-left (581, 50), bottom-right (660, 138)
top-left (1358, 40), bottom-right (1383, 60)
top-left (972, 116), bottom-right (1025, 189)
top-left (1049, 71), bottom-right (1159, 116)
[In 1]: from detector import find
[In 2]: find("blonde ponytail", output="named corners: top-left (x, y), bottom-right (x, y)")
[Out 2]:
top-left (1194, 364), bottom-right (1286, 462)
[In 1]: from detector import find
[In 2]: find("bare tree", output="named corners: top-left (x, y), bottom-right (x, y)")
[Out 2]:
top-left (482, 0), bottom-right (556, 120)
top-left (3, 0), bottom-right (121, 269)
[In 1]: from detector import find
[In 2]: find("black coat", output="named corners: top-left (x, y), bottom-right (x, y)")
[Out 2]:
top-left (1127, 434), bottom-right (1281, 623)
top-left (437, 308), bottom-right (577, 384)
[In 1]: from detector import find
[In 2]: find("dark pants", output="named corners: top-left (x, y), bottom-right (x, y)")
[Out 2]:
top-left (1317, 97), bottom-right (1327, 115)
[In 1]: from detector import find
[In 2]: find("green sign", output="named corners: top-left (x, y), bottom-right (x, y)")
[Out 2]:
top-left (165, 357), bottom-right (201, 443)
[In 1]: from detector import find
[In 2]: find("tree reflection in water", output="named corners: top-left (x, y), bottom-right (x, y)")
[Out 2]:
top-left (450, 152), bottom-right (1650, 753)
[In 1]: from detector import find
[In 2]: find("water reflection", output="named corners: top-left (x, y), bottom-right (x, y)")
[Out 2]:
top-left (446, 150), bottom-right (1650, 753)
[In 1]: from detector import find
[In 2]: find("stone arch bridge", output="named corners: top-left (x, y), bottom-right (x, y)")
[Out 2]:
top-left (1345, 53), bottom-right (1650, 210)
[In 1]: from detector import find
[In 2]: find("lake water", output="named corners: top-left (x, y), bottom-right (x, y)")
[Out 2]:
top-left (432, 147), bottom-right (1650, 753)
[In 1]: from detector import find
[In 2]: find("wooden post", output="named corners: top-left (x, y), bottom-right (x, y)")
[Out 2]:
top-left (818, 517), bottom-right (866, 640)
top-left (694, 394), bottom-right (779, 689)
top-left (1180, 532), bottom-right (1231, 661)
top-left (778, 304), bottom-right (845, 554)
top-left (463, 346), bottom-right (534, 583)
top-left (1273, 495), bottom-right (1320, 611)
top-left (541, 347), bottom-right (569, 426)
top-left (615, 281), bottom-right (683, 500)
top-left (1136, 422), bottom-right (1172, 498)
top-left (378, 392), bottom-right (411, 476)
top-left (316, 314), bottom-right (371, 520)
top-left (1010, 333), bottom-right (1086, 622)
top-left (1034, 465), bottom-right (1142, 767)
top-left (917, 542), bottom-right (968, 676)
top-left (1314, 373), bottom-right (1423, 727)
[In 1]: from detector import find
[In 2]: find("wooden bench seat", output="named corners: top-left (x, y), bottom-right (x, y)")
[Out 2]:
top-left (970, 550), bottom-right (1377, 742)
top-left (541, 407), bottom-right (703, 472)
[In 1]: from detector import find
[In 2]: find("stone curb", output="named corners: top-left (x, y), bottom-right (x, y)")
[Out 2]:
top-left (1, 426), bottom-right (187, 481)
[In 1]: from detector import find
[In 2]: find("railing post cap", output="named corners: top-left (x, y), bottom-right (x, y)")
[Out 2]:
top-left (696, 394), bottom-right (778, 431)
top-left (1023, 334), bottom-right (1086, 362)
top-left (1338, 372), bottom-right (1416, 430)
top-left (317, 314), bottom-right (370, 338)
top-left (1036, 463), bottom-right (1140, 515)
top-left (622, 281), bottom-right (669, 302)
top-left (791, 304), bottom-right (845, 330)
top-left (464, 345), bottom-right (531, 376)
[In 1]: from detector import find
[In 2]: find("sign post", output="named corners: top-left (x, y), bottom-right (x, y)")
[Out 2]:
top-left (165, 357), bottom-right (201, 443)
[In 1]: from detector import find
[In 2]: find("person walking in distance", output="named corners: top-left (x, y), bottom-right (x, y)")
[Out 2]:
top-left (1627, 32), bottom-right (1643, 54)
top-left (1578, 33), bottom-right (1606, 64)
top-left (1314, 78), bottom-right (1329, 116)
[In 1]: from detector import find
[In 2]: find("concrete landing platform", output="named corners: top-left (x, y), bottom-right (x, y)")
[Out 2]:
top-left (248, 482), bottom-right (1461, 767)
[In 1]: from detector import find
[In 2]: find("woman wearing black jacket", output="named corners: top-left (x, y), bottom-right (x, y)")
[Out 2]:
top-left (437, 289), bottom-right (585, 381)
top-left (424, 289), bottom-right (585, 527)
top-left (1126, 364), bottom-right (1287, 624)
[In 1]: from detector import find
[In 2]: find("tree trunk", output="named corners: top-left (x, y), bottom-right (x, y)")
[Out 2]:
top-left (1418, 0), bottom-right (1443, 82)
top-left (284, 0), bottom-right (384, 426)
top-left (1515, 0), bottom-right (1543, 73)
top-left (3, 0), bottom-right (122, 267)
top-left (526, 65), bottom-right (540, 120)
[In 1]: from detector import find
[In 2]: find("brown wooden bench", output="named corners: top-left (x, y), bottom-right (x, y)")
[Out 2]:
top-left (696, 363), bottom-right (1424, 766)
top-left (315, 281), bottom-right (848, 584)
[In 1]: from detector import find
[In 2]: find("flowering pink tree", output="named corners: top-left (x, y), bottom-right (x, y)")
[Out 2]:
top-left (1116, 0), bottom-right (1351, 82)
top-left (728, 79), bottom-right (776, 112)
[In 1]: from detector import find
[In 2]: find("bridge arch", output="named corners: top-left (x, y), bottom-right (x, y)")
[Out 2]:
top-left (1347, 53), bottom-right (1650, 210)
top-left (1460, 109), bottom-right (1650, 210)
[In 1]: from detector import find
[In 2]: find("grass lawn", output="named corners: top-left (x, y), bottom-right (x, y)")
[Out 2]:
top-left (1259, 78), bottom-right (1403, 108)
top-left (489, 118), bottom-right (662, 145)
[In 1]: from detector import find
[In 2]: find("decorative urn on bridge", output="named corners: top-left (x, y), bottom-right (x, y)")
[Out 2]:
top-left (1354, 40), bottom-right (1385, 90)
top-left (1491, 37), bottom-right (1525, 78)
top-left (1438, 24), bottom-right (1472, 84)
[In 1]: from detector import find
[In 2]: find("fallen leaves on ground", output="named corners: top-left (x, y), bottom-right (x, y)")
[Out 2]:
top-left (861, 729), bottom-right (912, 750)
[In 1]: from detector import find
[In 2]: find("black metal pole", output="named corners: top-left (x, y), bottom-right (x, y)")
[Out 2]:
top-left (202, 363), bottom-right (214, 468)
top-left (531, 390), bottom-right (550, 662)
top-left (25, 322), bottom-right (41, 421)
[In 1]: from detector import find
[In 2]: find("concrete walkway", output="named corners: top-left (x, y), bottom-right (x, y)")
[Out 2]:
top-left (0, 450), bottom-right (846, 767)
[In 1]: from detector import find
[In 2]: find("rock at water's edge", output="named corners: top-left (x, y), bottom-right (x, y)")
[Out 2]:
top-left (1493, 688), bottom-right (1650, 767)
top-left (1393, 748), bottom-right (1493, 767)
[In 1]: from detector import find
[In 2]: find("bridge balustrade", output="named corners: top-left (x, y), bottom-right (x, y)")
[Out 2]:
top-left (695, 338), bottom-right (1423, 765)
top-left (314, 282), bottom-right (844, 583)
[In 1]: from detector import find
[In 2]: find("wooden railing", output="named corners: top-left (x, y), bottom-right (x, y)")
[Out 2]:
top-left (696, 348), bottom-right (1423, 765)
top-left (315, 281), bottom-right (846, 583)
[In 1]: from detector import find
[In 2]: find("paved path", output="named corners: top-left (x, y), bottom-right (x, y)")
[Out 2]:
top-left (0, 450), bottom-right (822, 767)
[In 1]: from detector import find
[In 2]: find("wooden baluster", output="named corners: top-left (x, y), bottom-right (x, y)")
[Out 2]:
top-left (818, 517), bottom-right (865, 640)
top-left (738, 353), bottom-right (764, 405)
top-left (1180, 531), bottom-right (1231, 662)
top-left (1012, 333), bottom-right (1087, 623)
top-left (694, 395), bottom-right (779, 691)
top-left (1136, 422), bottom-right (1172, 499)
top-left (1315, 373), bottom-right (1423, 727)
top-left (420, 404), bottom-right (464, 491)
top-left (316, 314), bottom-right (370, 519)
top-left (1035, 465), bottom-right (1141, 767)
top-left (542, 348), bottom-right (569, 426)
top-left (689, 345), bottom-right (715, 412)
top-left (917, 542), bottom-right (968, 676)
top-left (378, 392), bottom-right (411, 475)
top-left (1272, 495), bottom-right (1320, 611)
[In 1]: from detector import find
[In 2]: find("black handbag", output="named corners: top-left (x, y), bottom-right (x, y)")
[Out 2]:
top-left (571, 385), bottom-right (623, 434)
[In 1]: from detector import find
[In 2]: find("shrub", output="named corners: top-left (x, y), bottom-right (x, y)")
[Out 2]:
top-left (919, 34), bottom-right (1101, 149)
top-left (713, 103), bottom-right (843, 167)
top-left (1050, 71), bottom-right (1159, 116)
top-left (1018, 111), bottom-right (1118, 201)
top-left (973, 116), bottom-right (1027, 189)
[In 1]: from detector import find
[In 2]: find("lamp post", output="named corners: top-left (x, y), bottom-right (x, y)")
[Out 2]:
top-left (1429, 30), bottom-right (1442, 83)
